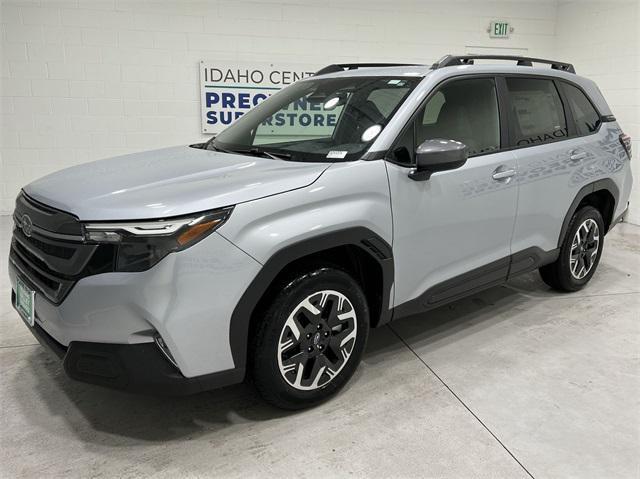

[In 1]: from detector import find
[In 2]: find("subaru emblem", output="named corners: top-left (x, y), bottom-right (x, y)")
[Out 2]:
top-left (21, 214), bottom-right (33, 237)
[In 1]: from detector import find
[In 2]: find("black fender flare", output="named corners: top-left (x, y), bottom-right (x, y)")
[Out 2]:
top-left (228, 227), bottom-right (394, 373)
top-left (557, 178), bottom-right (619, 247)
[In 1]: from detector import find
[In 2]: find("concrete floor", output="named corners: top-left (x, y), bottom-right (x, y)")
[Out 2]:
top-left (0, 214), bottom-right (638, 478)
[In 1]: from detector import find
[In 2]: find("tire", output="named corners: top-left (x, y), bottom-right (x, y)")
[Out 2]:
top-left (250, 266), bottom-right (369, 410)
top-left (539, 205), bottom-right (605, 292)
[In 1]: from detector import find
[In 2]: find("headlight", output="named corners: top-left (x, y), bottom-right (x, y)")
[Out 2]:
top-left (82, 207), bottom-right (233, 272)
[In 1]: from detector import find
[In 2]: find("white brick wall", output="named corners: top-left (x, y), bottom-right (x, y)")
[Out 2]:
top-left (0, 0), bottom-right (635, 223)
top-left (556, 0), bottom-right (639, 225)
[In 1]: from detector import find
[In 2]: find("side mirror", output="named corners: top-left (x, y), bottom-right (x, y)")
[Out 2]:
top-left (409, 139), bottom-right (468, 181)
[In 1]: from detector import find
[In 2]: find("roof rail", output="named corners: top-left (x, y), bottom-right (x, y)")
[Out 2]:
top-left (315, 63), bottom-right (422, 76)
top-left (431, 54), bottom-right (575, 74)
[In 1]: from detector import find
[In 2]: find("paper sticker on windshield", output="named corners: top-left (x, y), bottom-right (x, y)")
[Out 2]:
top-left (327, 151), bottom-right (348, 159)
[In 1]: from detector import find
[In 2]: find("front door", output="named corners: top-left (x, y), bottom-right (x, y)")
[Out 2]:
top-left (386, 76), bottom-right (518, 315)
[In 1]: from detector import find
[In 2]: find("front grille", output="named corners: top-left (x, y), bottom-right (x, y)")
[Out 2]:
top-left (24, 234), bottom-right (75, 259)
top-left (13, 240), bottom-right (65, 290)
top-left (9, 192), bottom-right (115, 304)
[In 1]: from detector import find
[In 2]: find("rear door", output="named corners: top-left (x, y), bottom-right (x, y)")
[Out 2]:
top-left (386, 76), bottom-right (518, 313)
top-left (506, 76), bottom-right (586, 258)
top-left (558, 80), bottom-right (610, 184)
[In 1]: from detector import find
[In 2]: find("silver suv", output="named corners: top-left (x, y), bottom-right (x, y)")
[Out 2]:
top-left (9, 55), bottom-right (633, 409)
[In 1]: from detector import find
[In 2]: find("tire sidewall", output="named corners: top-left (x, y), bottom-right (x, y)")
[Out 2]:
top-left (251, 267), bottom-right (370, 409)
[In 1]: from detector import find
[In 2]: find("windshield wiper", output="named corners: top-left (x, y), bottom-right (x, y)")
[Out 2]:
top-left (208, 143), bottom-right (291, 161)
top-left (227, 147), bottom-right (291, 161)
top-left (246, 148), bottom-right (292, 161)
top-left (208, 143), bottom-right (233, 154)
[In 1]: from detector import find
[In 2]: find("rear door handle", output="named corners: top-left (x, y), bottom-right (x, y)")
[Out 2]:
top-left (570, 150), bottom-right (587, 161)
top-left (492, 168), bottom-right (516, 181)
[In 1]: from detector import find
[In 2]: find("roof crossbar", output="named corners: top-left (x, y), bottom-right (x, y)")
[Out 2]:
top-left (431, 54), bottom-right (575, 74)
top-left (315, 63), bottom-right (422, 76)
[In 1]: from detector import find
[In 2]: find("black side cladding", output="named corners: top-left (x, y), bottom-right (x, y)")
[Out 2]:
top-left (557, 179), bottom-right (619, 244)
top-left (228, 227), bottom-right (394, 373)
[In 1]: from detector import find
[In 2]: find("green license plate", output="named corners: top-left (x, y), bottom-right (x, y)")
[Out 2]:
top-left (16, 277), bottom-right (35, 327)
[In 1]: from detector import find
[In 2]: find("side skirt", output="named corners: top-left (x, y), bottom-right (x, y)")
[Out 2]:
top-left (391, 246), bottom-right (559, 320)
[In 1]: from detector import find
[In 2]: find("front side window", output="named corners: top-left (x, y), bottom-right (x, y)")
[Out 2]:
top-left (389, 78), bottom-right (500, 164)
top-left (506, 78), bottom-right (567, 146)
top-left (561, 82), bottom-right (601, 136)
top-left (210, 76), bottom-right (420, 162)
top-left (416, 78), bottom-right (500, 157)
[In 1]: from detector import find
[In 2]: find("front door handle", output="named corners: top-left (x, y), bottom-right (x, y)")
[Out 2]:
top-left (570, 150), bottom-right (587, 162)
top-left (492, 168), bottom-right (516, 181)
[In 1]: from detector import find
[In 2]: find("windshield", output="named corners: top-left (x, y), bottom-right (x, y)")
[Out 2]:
top-left (209, 76), bottom-right (420, 162)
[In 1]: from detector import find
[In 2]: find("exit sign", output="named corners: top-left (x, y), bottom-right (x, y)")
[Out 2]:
top-left (489, 21), bottom-right (511, 38)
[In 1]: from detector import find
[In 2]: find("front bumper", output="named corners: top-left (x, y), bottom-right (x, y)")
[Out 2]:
top-left (19, 307), bottom-right (243, 395)
top-left (9, 229), bottom-right (262, 394)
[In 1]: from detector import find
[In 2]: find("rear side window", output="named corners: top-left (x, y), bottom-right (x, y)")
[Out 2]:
top-left (561, 82), bottom-right (601, 135)
top-left (506, 78), bottom-right (567, 147)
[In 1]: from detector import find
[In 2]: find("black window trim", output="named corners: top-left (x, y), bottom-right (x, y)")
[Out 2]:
top-left (384, 73), bottom-right (507, 167)
top-left (554, 78), bottom-right (577, 138)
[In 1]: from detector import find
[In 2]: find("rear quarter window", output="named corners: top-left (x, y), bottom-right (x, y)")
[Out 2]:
top-left (561, 82), bottom-right (601, 136)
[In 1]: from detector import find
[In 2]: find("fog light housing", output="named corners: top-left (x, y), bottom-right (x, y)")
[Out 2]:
top-left (154, 333), bottom-right (178, 369)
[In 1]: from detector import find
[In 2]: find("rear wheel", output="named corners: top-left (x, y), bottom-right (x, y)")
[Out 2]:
top-left (250, 267), bottom-right (369, 409)
top-left (539, 206), bottom-right (604, 291)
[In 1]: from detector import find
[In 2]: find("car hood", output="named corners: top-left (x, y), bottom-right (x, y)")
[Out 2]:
top-left (24, 146), bottom-right (331, 221)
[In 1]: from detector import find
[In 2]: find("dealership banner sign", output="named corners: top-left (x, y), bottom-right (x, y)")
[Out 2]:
top-left (200, 61), bottom-right (318, 134)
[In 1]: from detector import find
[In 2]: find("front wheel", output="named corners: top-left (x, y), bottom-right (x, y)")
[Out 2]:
top-left (250, 267), bottom-right (369, 409)
top-left (539, 205), bottom-right (604, 292)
